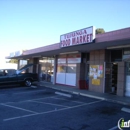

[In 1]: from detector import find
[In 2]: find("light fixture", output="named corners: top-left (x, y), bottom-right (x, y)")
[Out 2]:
top-left (60, 51), bottom-right (79, 55)
top-left (107, 44), bottom-right (130, 49)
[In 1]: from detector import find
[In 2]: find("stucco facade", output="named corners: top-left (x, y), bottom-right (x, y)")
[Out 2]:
top-left (6, 27), bottom-right (130, 97)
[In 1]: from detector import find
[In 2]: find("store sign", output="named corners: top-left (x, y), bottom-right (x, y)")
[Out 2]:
top-left (58, 58), bottom-right (66, 63)
top-left (15, 50), bottom-right (23, 56)
top-left (67, 58), bottom-right (81, 63)
top-left (10, 50), bottom-right (23, 57)
top-left (60, 26), bottom-right (95, 48)
top-left (123, 55), bottom-right (130, 60)
top-left (10, 52), bottom-right (15, 57)
top-left (67, 54), bottom-right (81, 63)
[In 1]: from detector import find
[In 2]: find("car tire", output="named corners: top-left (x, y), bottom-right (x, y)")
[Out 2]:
top-left (25, 79), bottom-right (32, 87)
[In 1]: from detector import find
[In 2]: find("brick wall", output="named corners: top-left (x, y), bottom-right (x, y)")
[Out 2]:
top-left (117, 62), bottom-right (125, 96)
top-left (89, 50), bottom-right (105, 93)
top-left (76, 63), bottom-right (86, 88)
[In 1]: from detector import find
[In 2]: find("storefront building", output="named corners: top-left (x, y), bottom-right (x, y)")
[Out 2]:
top-left (6, 26), bottom-right (130, 97)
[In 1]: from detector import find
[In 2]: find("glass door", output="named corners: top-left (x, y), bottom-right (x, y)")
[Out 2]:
top-left (39, 57), bottom-right (54, 83)
top-left (105, 62), bottom-right (118, 94)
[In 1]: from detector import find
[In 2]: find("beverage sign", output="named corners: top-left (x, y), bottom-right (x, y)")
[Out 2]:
top-left (15, 50), bottom-right (23, 56)
top-left (60, 26), bottom-right (95, 48)
top-left (67, 54), bottom-right (81, 63)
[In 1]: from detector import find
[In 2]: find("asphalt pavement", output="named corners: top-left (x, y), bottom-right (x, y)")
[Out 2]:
top-left (0, 85), bottom-right (130, 130)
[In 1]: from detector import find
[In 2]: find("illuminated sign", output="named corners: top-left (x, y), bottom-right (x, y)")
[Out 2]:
top-left (60, 26), bottom-right (95, 48)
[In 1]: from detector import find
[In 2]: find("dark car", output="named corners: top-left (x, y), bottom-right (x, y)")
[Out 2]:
top-left (0, 64), bottom-right (38, 87)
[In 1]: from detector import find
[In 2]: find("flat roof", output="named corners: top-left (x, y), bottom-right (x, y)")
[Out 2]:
top-left (6, 27), bottom-right (130, 59)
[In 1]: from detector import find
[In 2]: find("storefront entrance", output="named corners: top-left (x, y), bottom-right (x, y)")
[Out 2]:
top-left (56, 53), bottom-right (80, 86)
top-left (39, 57), bottom-right (54, 83)
top-left (105, 62), bottom-right (118, 94)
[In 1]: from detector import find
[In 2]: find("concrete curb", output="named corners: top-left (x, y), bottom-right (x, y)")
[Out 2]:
top-left (121, 107), bottom-right (130, 113)
top-left (42, 85), bottom-right (105, 100)
top-left (31, 85), bottom-right (37, 88)
top-left (55, 92), bottom-right (72, 98)
top-left (79, 93), bottom-right (105, 100)
top-left (39, 84), bottom-right (130, 106)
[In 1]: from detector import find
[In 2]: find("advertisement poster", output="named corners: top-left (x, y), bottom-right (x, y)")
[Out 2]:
top-left (92, 79), bottom-right (100, 85)
top-left (89, 65), bottom-right (103, 85)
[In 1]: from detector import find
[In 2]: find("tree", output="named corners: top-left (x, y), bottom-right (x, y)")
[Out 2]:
top-left (8, 59), bottom-right (18, 64)
top-left (96, 28), bottom-right (105, 34)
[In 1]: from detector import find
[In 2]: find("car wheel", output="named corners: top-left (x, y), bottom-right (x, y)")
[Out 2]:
top-left (25, 79), bottom-right (32, 87)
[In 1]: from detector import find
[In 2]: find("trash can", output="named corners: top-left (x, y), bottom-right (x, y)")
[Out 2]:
top-left (79, 80), bottom-right (88, 90)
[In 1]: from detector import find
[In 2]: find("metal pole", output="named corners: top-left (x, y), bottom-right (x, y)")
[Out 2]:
top-left (103, 62), bottom-right (106, 93)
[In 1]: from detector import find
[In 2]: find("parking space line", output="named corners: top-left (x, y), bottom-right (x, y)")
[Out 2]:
top-left (55, 92), bottom-right (72, 98)
top-left (3, 109), bottom-right (60, 121)
top-left (1, 103), bottom-right (38, 114)
top-left (108, 126), bottom-right (118, 130)
top-left (51, 97), bottom-right (86, 104)
top-left (3, 113), bottom-right (38, 121)
top-left (0, 90), bottom-right (46, 96)
top-left (31, 96), bottom-right (58, 101)
top-left (3, 100), bottom-right (103, 121)
top-left (29, 100), bottom-right (69, 108)
top-left (121, 107), bottom-right (130, 113)
top-left (13, 90), bottom-right (46, 95)
top-left (3, 96), bottom-right (58, 105)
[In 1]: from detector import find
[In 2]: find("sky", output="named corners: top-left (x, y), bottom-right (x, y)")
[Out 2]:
top-left (0, 0), bottom-right (130, 62)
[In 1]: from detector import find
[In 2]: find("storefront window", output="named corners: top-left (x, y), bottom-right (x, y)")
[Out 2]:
top-left (67, 54), bottom-right (81, 64)
top-left (126, 62), bottom-right (130, 75)
top-left (56, 54), bottom-right (80, 86)
top-left (39, 57), bottom-right (54, 82)
top-left (123, 48), bottom-right (130, 55)
top-left (66, 64), bottom-right (76, 73)
top-left (19, 60), bottom-right (27, 69)
top-left (57, 64), bottom-right (66, 73)
top-left (111, 50), bottom-right (122, 62)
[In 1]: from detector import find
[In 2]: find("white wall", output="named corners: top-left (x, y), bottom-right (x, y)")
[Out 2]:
top-left (56, 73), bottom-right (76, 86)
top-left (56, 73), bottom-right (66, 84)
top-left (0, 63), bottom-right (17, 69)
top-left (65, 73), bottom-right (76, 86)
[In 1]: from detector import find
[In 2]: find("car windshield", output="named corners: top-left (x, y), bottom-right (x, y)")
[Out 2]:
top-left (7, 69), bottom-right (16, 75)
top-left (0, 69), bottom-right (16, 76)
top-left (16, 64), bottom-right (34, 74)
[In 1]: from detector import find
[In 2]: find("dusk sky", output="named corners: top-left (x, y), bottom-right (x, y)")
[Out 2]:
top-left (0, 0), bottom-right (130, 61)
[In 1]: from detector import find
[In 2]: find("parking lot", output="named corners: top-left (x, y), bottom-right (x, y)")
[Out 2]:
top-left (0, 85), bottom-right (130, 130)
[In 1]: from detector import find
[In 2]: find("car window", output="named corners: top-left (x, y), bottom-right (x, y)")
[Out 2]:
top-left (7, 69), bottom-right (16, 76)
top-left (0, 69), bottom-right (16, 76)
top-left (0, 69), bottom-right (7, 76)
top-left (0, 70), bottom-right (3, 76)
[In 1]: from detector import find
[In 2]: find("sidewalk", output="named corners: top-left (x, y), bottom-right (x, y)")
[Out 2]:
top-left (36, 81), bottom-right (130, 106)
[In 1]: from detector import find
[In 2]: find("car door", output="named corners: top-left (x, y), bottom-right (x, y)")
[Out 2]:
top-left (6, 69), bottom-right (18, 84)
top-left (0, 69), bottom-right (10, 84)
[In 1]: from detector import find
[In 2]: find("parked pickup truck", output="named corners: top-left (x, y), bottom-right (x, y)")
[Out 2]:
top-left (0, 64), bottom-right (38, 87)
